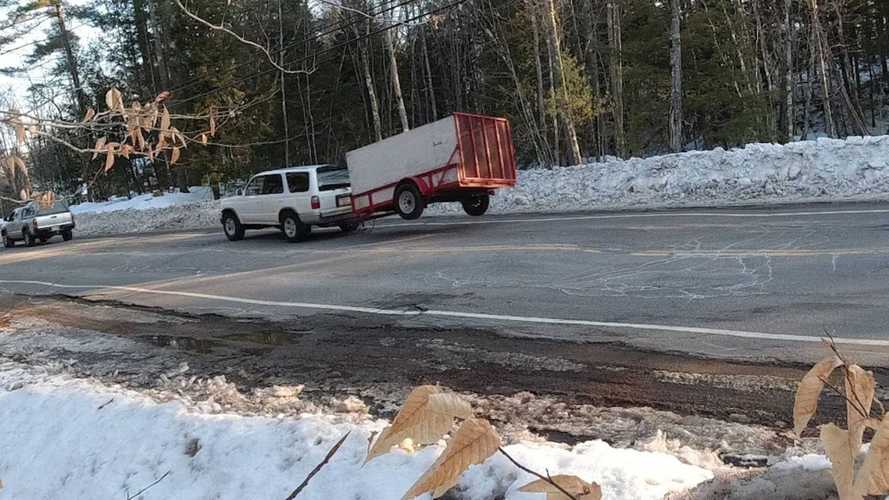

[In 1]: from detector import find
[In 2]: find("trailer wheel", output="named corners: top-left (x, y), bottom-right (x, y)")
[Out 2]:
top-left (394, 182), bottom-right (425, 220)
top-left (280, 211), bottom-right (311, 242)
top-left (461, 194), bottom-right (490, 216)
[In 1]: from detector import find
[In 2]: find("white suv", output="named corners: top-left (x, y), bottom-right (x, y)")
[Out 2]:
top-left (220, 165), bottom-right (356, 242)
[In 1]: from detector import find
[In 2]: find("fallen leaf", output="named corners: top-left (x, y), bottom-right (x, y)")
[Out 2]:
top-left (794, 355), bottom-right (842, 435)
top-left (519, 474), bottom-right (603, 500)
top-left (402, 418), bottom-right (500, 499)
top-left (366, 386), bottom-right (473, 464)
top-left (92, 137), bottom-right (107, 160)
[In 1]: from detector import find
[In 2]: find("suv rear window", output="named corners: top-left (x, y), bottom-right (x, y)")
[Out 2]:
top-left (316, 166), bottom-right (350, 191)
top-left (287, 173), bottom-right (309, 193)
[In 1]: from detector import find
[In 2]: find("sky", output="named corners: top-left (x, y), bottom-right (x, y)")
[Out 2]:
top-left (0, 0), bottom-right (100, 106)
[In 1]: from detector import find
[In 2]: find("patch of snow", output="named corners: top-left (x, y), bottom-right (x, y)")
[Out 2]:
top-left (770, 453), bottom-right (832, 472)
top-left (69, 187), bottom-right (213, 214)
top-left (0, 361), bottom-right (712, 499)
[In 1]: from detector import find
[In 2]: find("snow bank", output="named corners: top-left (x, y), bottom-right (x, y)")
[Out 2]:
top-left (69, 187), bottom-right (213, 214)
top-left (0, 363), bottom-right (712, 499)
top-left (73, 200), bottom-right (220, 237)
top-left (432, 135), bottom-right (889, 214)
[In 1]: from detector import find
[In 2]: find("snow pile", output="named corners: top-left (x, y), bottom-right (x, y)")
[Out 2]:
top-left (433, 135), bottom-right (889, 214)
top-left (0, 362), bottom-right (712, 499)
top-left (69, 187), bottom-right (214, 214)
top-left (73, 199), bottom-right (219, 237)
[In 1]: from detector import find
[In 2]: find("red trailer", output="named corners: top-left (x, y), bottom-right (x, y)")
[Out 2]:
top-left (346, 113), bottom-right (517, 220)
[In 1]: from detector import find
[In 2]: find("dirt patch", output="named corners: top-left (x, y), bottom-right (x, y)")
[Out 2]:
top-left (0, 293), bottom-right (859, 455)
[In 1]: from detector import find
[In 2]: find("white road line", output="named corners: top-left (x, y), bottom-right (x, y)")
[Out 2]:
top-left (378, 208), bottom-right (889, 228)
top-left (3, 279), bottom-right (888, 347)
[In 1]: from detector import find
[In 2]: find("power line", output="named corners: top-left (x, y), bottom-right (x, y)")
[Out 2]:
top-left (164, 0), bottom-right (423, 98)
top-left (171, 0), bottom-right (472, 106)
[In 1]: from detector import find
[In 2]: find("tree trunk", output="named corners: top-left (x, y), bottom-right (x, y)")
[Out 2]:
top-left (361, 38), bottom-right (383, 142)
top-left (607, 0), bottom-right (626, 158)
top-left (809, 0), bottom-right (836, 137)
top-left (132, 0), bottom-right (156, 93)
top-left (149, 0), bottom-right (170, 91)
top-left (278, 0), bottom-right (290, 167)
top-left (420, 25), bottom-right (438, 121)
top-left (784, 0), bottom-right (794, 140)
top-left (54, 1), bottom-right (86, 115)
top-left (385, 21), bottom-right (410, 132)
top-left (540, 0), bottom-right (581, 165)
top-left (669, 0), bottom-right (682, 153)
top-left (528, 0), bottom-right (547, 140)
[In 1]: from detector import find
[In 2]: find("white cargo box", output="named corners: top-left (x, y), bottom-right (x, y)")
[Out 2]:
top-left (345, 116), bottom-right (459, 197)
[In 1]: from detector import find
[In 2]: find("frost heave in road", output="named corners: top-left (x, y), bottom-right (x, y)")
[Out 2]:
top-left (0, 361), bottom-right (712, 500)
top-left (68, 135), bottom-right (889, 236)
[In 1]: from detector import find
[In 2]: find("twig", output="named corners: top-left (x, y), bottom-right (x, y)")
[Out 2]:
top-left (97, 398), bottom-right (114, 410)
top-left (818, 375), bottom-right (869, 419)
top-left (126, 470), bottom-right (171, 500)
top-left (822, 332), bottom-right (884, 418)
top-left (285, 431), bottom-right (351, 499)
top-left (498, 447), bottom-right (578, 500)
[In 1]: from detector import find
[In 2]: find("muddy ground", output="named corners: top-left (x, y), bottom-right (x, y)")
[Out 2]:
top-left (0, 293), bottom-right (868, 461)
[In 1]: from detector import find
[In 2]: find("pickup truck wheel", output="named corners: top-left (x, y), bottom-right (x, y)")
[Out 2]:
top-left (395, 183), bottom-right (425, 220)
top-left (62, 230), bottom-right (73, 241)
top-left (281, 212), bottom-right (311, 242)
top-left (222, 213), bottom-right (245, 241)
top-left (23, 230), bottom-right (36, 247)
top-left (462, 194), bottom-right (490, 216)
top-left (2, 233), bottom-right (13, 248)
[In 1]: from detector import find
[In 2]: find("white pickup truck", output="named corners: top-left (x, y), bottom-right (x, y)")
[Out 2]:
top-left (220, 165), bottom-right (356, 242)
top-left (2, 201), bottom-right (76, 248)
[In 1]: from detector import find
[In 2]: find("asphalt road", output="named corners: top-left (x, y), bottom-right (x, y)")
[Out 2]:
top-left (3, 202), bottom-right (889, 364)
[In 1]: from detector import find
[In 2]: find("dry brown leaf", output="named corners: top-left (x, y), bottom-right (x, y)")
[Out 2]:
top-left (160, 106), bottom-right (171, 132)
top-left (104, 150), bottom-right (115, 172)
top-left (105, 87), bottom-right (123, 113)
top-left (402, 418), bottom-right (500, 499)
top-left (170, 147), bottom-right (181, 165)
top-left (12, 155), bottom-right (25, 172)
top-left (519, 475), bottom-right (603, 500)
top-left (794, 355), bottom-right (842, 435)
top-left (209, 110), bottom-right (216, 137)
top-left (366, 386), bottom-right (473, 464)
top-left (854, 414), bottom-right (889, 496)
top-left (201, 133), bottom-right (208, 145)
top-left (822, 423), bottom-right (858, 500)
top-left (845, 364), bottom-right (875, 452)
top-left (82, 107), bottom-right (95, 122)
top-left (92, 137), bottom-right (107, 160)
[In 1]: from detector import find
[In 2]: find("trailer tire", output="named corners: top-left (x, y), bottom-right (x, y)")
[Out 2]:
top-left (461, 194), bottom-right (490, 216)
top-left (394, 182), bottom-right (425, 220)
top-left (280, 211), bottom-right (311, 242)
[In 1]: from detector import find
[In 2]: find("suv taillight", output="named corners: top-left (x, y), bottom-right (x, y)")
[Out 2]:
top-left (311, 195), bottom-right (320, 209)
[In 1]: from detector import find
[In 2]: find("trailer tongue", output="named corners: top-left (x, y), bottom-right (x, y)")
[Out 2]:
top-left (346, 113), bottom-right (517, 220)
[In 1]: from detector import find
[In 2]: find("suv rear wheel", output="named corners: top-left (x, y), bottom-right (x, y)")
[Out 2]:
top-left (281, 211), bottom-right (311, 242)
top-left (222, 213), bottom-right (245, 241)
top-left (62, 230), bottom-right (73, 241)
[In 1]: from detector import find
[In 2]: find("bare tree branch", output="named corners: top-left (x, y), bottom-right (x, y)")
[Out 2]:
top-left (284, 431), bottom-right (351, 499)
top-left (126, 470), bottom-right (171, 500)
top-left (498, 447), bottom-right (578, 500)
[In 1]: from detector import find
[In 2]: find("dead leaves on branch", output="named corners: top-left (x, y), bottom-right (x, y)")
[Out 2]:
top-left (83, 87), bottom-right (215, 172)
top-left (792, 340), bottom-right (887, 499)
top-left (365, 386), bottom-right (599, 500)
top-left (366, 385), bottom-right (473, 464)
top-left (402, 418), bottom-right (501, 499)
